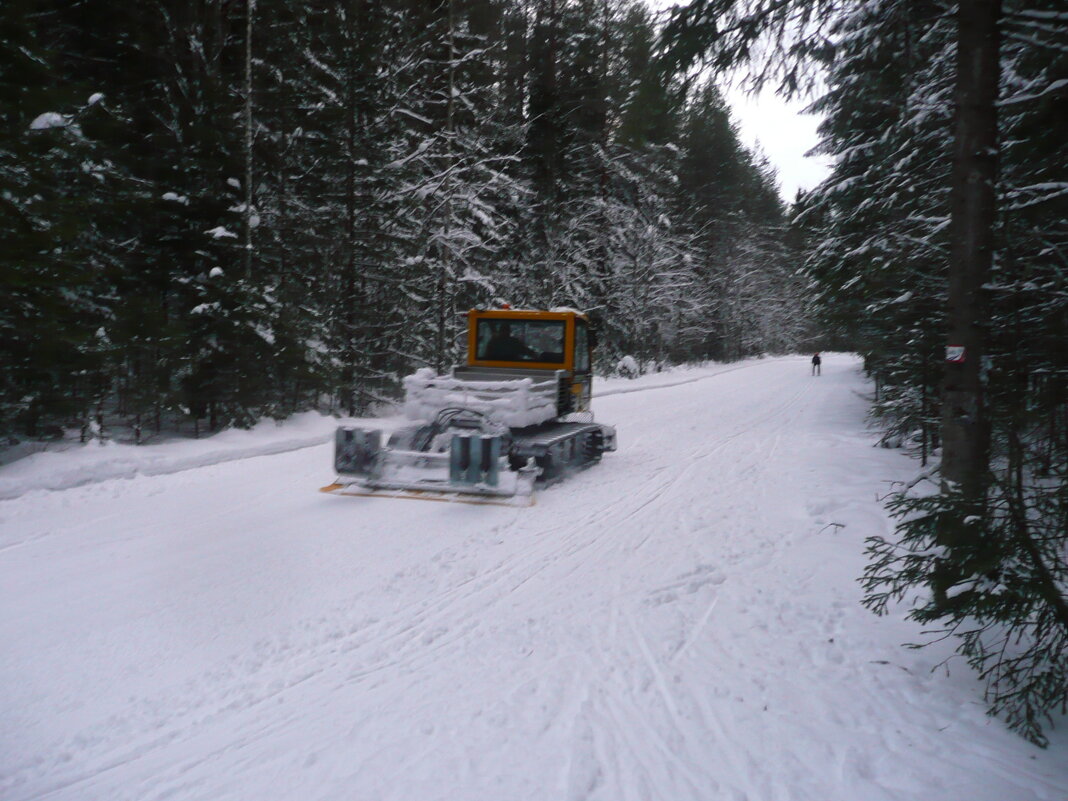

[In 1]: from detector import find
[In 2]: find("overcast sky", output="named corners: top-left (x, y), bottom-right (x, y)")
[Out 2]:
top-left (647, 1), bottom-right (833, 203)
top-left (723, 86), bottom-right (832, 202)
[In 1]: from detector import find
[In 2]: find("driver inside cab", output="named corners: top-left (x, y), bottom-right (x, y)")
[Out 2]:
top-left (485, 322), bottom-right (535, 361)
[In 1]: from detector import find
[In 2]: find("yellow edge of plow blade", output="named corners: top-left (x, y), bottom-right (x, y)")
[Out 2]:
top-left (319, 483), bottom-right (535, 508)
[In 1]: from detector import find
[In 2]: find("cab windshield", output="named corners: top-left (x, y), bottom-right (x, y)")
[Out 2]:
top-left (476, 319), bottom-right (566, 363)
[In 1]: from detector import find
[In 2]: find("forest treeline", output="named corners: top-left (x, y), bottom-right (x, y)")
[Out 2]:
top-left (1, 0), bottom-right (804, 440)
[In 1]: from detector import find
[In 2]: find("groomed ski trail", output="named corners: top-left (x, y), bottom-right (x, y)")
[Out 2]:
top-left (1, 354), bottom-right (1065, 801)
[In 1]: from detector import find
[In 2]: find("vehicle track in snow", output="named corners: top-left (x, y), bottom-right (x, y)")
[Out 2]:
top-left (3, 360), bottom-right (808, 800)
top-left (50, 364), bottom-right (821, 801)
top-left (542, 370), bottom-right (819, 800)
top-left (268, 361), bottom-right (822, 800)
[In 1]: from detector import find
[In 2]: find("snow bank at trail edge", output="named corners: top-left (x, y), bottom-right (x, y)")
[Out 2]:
top-left (0, 358), bottom-right (772, 502)
top-left (0, 412), bottom-right (345, 501)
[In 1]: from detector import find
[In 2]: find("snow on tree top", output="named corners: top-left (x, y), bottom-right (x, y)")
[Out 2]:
top-left (29, 112), bottom-right (68, 130)
top-left (205, 226), bottom-right (238, 239)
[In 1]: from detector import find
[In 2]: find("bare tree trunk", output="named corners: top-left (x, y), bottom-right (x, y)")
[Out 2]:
top-left (341, 4), bottom-right (358, 416)
top-left (436, 0), bottom-right (456, 374)
top-left (941, 0), bottom-right (1000, 504)
top-left (243, 0), bottom-right (255, 280)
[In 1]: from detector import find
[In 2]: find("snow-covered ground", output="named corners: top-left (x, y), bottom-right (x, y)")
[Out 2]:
top-left (2, 354), bottom-right (1065, 801)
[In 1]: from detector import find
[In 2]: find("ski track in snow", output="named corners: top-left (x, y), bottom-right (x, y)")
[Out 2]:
top-left (1, 354), bottom-right (1066, 801)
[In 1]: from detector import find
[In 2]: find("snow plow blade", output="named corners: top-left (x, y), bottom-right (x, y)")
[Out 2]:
top-left (324, 424), bottom-right (539, 507)
top-left (319, 482), bottom-right (535, 508)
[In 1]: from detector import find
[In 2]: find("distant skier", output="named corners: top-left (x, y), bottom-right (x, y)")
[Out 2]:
top-left (811, 353), bottom-right (822, 376)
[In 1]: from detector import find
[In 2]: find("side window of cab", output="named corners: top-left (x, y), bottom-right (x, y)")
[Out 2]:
top-left (574, 320), bottom-right (590, 373)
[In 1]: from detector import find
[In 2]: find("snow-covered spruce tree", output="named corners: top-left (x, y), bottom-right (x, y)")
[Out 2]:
top-left (249, 1), bottom-right (353, 415)
top-left (601, 151), bottom-right (693, 371)
top-left (798, 0), bottom-right (1067, 744)
top-left (801, 0), bottom-right (953, 453)
top-left (674, 84), bottom-right (740, 361)
top-left (990, 0), bottom-right (1068, 479)
top-left (40, 0), bottom-right (274, 436)
top-left (963, 0), bottom-right (1068, 742)
top-left (387, 0), bottom-right (526, 374)
top-left (859, 0), bottom-right (1068, 747)
top-left (503, 0), bottom-right (602, 306)
top-left (0, 0), bottom-right (193, 441)
top-left (149, 0), bottom-right (273, 433)
top-left (719, 151), bottom-right (801, 359)
top-left (494, 1), bottom-right (626, 312)
top-left (232, 0), bottom-right (326, 418)
top-left (274, 0), bottom-right (415, 415)
top-left (540, 0), bottom-right (622, 314)
top-left (664, 0), bottom-right (1068, 745)
top-left (542, 140), bottom-right (691, 372)
top-left (0, 3), bottom-right (115, 438)
top-left (671, 81), bottom-right (799, 362)
top-left (517, 0), bottom-right (660, 327)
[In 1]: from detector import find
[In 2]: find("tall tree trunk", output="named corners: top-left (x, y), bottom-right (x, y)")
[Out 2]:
top-left (244, 0), bottom-right (255, 279)
top-left (941, 0), bottom-right (1000, 504)
top-left (341, 3), bottom-right (359, 416)
top-left (529, 0), bottom-right (559, 206)
top-left (435, 0), bottom-right (456, 374)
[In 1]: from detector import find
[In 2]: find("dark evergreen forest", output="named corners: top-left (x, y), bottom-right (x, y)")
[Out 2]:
top-left (1, 0), bottom-right (801, 441)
